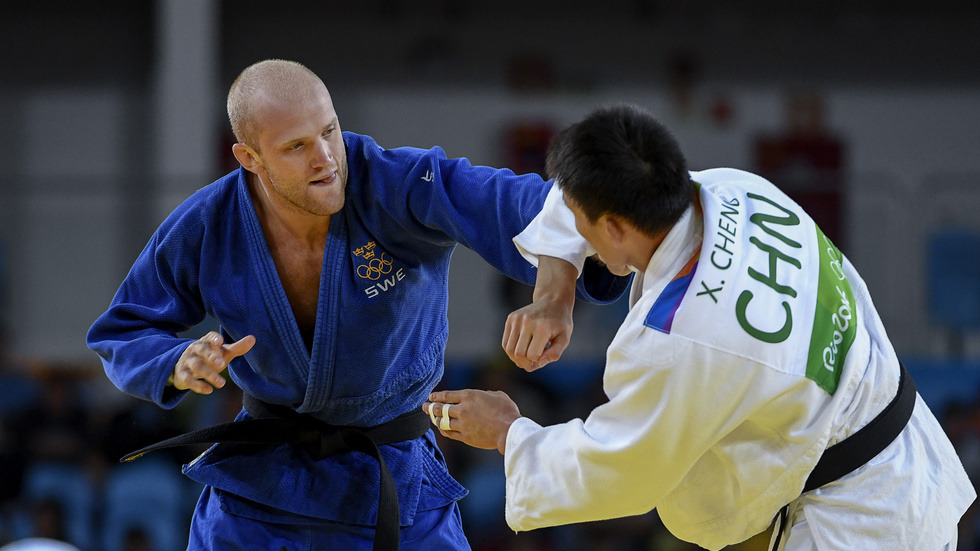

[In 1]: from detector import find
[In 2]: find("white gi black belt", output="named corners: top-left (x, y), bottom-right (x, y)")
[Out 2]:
top-left (120, 395), bottom-right (432, 551)
top-left (770, 362), bottom-right (917, 550)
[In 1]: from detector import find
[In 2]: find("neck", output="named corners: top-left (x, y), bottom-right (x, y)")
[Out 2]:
top-left (635, 195), bottom-right (696, 272)
top-left (631, 230), bottom-right (668, 273)
top-left (247, 173), bottom-right (330, 251)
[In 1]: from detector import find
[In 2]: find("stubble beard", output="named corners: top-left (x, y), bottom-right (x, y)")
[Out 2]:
top-left (267, 159), bottom-right (348, 217)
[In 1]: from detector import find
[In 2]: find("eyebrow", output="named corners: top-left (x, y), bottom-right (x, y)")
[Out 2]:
top-left (277, 117), bottom-right (339, 149)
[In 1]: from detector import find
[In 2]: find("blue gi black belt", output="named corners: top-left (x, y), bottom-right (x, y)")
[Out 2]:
top-left (120, 395), bottom-right (431, 551)
top-left (770, 362), bottom-right (917, 550)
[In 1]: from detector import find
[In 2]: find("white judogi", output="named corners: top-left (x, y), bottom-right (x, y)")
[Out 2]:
top-left (508, 168), bottom-right (974, 550)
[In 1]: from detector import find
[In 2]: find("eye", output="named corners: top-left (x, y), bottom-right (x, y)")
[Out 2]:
top-left (290, 142), bottom-right (304, 151)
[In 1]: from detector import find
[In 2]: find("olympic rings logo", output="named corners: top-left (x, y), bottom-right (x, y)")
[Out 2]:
top-left (356, 253), bottom-right (393, 280)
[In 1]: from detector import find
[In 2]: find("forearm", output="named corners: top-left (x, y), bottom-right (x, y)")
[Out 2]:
top-left (513, 184), bottom-right (592, 277)
top-left (89, 331), bottom-right (191, 408)
top-left (533, 255), bottom-right (578, 306)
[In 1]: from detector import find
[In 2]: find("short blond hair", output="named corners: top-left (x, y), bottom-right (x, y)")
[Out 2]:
top-left (226, 59), bottom-right (323, 151)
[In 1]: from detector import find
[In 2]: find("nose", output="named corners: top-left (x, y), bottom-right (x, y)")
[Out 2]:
top-left (311, 137), bottom-right (334, 168)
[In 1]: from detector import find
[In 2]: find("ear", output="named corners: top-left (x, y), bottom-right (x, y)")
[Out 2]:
top-left (232, 143), bottom-right (264, 175)
top-left (604, 216), bottom-right (629, 246)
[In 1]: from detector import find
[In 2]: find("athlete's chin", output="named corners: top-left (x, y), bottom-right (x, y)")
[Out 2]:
top-left (301, 196), bottom-right (343, 217)
top-left (317, 198), bottom-right (345, 216)
top-left (608, 265), bottom-right (633, 277)
top-left (307, 185), bottom-right (346, 215)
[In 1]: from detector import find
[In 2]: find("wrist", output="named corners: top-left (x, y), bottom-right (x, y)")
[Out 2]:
top-left (498, 416), bottom-right (520, 455)
top-left (497, 427), bottom-right (509, 456)
top-left (533, 256), bottom-right (578, 303)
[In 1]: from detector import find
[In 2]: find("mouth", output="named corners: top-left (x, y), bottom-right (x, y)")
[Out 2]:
top-left (310, 171), bottom-right (337, 186)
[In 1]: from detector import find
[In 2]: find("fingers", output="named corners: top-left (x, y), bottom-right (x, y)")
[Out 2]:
top-left (503, 311), bottom-right (542, 370)
top-left (502, 300), bottom-right (572, 371)
top-left (525, 333), bottom-right (554, 370)
top-left (537, 334), bottom-right (569, 366)
top-left (428, 390), bottom-right (465, 405)
top-left (423, 400), bottom-right (456, 420)
top-left (422, 401), bottom-right (458, 437)
top-left (175, 361), bottom-right (223, 394)
top-left (501, 314), bottom-right (520, 361)
top-left (224, 334), bottom-right (256, 360)
top-left (422, 389), bottom-right (520, 453)
top-left (506, 322), bottom-right (552, 371)
top-left (424, 392), bottom-right (459, 426)
top-left (171, 333), bottom-right (256, 395)
top-left (424, 393), bottom-right (465, 434)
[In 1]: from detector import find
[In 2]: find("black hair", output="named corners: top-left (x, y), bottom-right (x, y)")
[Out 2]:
top-left (546, 103), bottom-right (693, 236)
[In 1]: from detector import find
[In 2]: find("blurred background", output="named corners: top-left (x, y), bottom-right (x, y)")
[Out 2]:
top-left (1, 0), bottom-right (979, 550)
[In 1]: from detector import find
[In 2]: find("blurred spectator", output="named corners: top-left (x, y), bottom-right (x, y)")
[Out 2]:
top-left (12, 365), bottom-right (103, 550)
top-left (0, 326), bottom-right (39, 509)
top-left (24, 499), bottom-right (68, 544)
top-left (22, 372), bottom-right (89, 465)
top-left (0, 540), bottom-right (79, 551)
top-left (121, 526), bottom-right (154, 551)
top-left (93, 397), bottom-right (188, 468)
top-left (0, 497), bottom-right (79, 550)
top-left (0, 327), bottom-right (40, 419)
top-left (944, 401), bottom-right (980, 483)
top-left (943, 400), bottom-right (980, 550)
top-left (1, 329), bottom-right (978, 551)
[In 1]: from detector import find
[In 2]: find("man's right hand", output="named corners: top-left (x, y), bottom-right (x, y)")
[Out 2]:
top-left (171, 331), bottom-right (256, 394)
top-left (502, 255), bottom-right (577, 371)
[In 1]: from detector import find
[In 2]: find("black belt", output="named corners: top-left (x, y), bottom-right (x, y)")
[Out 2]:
top-left (771, 363), bottom-right (916, 550)
top-left (120, 395), bottom-right (431, 551)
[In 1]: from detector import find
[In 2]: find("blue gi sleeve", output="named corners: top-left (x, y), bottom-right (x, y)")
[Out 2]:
top-left (86, 215), bottom-right (207, 409)
top-left (368, 143), bottom-right (629, 304)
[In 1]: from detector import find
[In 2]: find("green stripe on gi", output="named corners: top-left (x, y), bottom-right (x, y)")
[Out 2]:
top-left (805, 227), bottom-right (856, 395)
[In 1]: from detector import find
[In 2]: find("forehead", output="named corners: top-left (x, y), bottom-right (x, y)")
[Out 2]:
top-left (563, 194), bottom-right (588, 220)
top-left (255, 85), bottom-right (337, 147)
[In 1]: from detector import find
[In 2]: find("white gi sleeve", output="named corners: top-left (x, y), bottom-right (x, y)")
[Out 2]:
top-left (503, 333), bottom-right (707, 533)
top-left (512, 182), bottom-right (595, 276)
top-left (502, 329), bottom-right (799, 544)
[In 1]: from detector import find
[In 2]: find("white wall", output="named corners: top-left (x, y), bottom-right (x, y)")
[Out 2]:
top-left (2, 90), bottom-right (129, 362)
top-left (346, 85), bottom-right (980, 362)
top-left (3, 84), bottom-right (980, 363)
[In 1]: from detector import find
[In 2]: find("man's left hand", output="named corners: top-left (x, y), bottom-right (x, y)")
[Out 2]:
top-left (424, 389), bottom-right (521, 455)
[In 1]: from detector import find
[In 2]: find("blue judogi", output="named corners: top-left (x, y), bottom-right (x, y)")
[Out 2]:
top-left (87, 132), bottom-right (628, 542)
